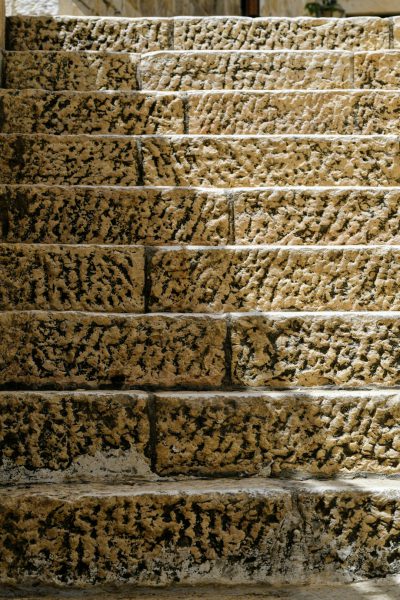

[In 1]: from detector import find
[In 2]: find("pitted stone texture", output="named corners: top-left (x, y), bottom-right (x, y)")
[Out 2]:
top-left (234, 189), bottom-right (400, 245)
top-left (140, 51), bottom-right (352, 91)
top-left (232, 314), bottom-right (400, 388)
top-left (0, 91), bottom-right (184, 135)
top-left (149, 248), bottom-right (400, 312)
top-left (0, 391), bottom-right (152, 483)
top-left (0, 135), bottom-right (139, 185)
top-left (6, 16), bottom-right (171, 51)
top-left (1, 479), bottom-right (400, 586)
top-left (352, 91), bottom-right (400, 134)
top-left (174, 17), bottom-right (390, 51)
top-left (354, 52), bottom-right (400, 89)
top-left (0, 186), bottom-right (228, 245)
top-left (0, 186), bottom-right (229, 245)
top-left (0, 244), bottom-right (144, 312)
top-left (141, 137), bottom-right (400, 187)
top-left (0, 312), bottom-right (226, 389)
top-left (155, 391), bottom-right (400, 477)
top-left (4, 51), bottom-right (139, 92)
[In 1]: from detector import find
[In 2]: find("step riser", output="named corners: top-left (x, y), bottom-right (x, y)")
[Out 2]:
top-left (1, 480), bottom-right (399, 586)
top-left (2, 135), bottom-right (400, 187)
top-left (6, 16), bottom-right (391, 52)
top-left (1, 186), bottom-right (398, 246)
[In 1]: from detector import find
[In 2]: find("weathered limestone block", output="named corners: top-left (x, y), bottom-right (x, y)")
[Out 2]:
top-left (155, 391), bottom-right (400, 477)
top-left (393, 17), bottom-right (400, 49)
top-left (149, 248), bottom-right (400, 312)
top-left (0, 391), bottom-right (152, 483)
top-left (4, 51), bottom-right (139, 91)
top-left (0, 479), bottom-right (399, 585)
top-left (354, 51), bottom-right (400, 89)
top-left (141, 136), bottom-right (400, 187)
top-left (0, 244), bottom-right (144, 312)
top-left (231, 314), bottom-right (400, 388)
top-left (6, 16), bottom-right (171, 51)
top-left (140, 51), bottom-right (352, 91)
top-left (234, 189), bottom-right (400, 245)
top-left (0, 312), bottom-right (226, 389)
top-left (0, 90), bottom-right (184, 135)
top-left (0, 186), bottom-right (229, 245)
top-left (0, 135), bottom-right (139, 185)
top-left (352, 91), bottom-right (400, 134)
top-left (174, 17), bottom-right (390, 51)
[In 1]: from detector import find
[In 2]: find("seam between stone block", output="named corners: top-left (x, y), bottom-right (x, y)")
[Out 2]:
top-left (146, 391), bottom-right (158, 474)
top-left (389, 18), bottom-right (394, 50)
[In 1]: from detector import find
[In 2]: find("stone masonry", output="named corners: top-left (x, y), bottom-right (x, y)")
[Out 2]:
top-left (2, 14), bottom-right (400, 593)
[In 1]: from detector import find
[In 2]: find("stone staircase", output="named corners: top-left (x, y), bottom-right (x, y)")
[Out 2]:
top-left (1, 14), bottom-right (400, 593)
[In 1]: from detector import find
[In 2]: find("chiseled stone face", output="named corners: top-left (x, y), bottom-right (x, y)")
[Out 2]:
top-left (0, 135), bottom-right (140, 185)
top-left (141, 136), bottom-right (400, 187)
top-left (0, 244), bottom-right (145, 312)
top-left (4, 51), bottom-right (139, 91)
top-left (141, 51), bottom-right (352, 91)
top-left (6, 16), bottom-right (171, 51)
top-left (0, 186), bottom-right (229, 245)
top-left (234, 189), bottom-right (400, 245)
top-left (0, 90), bottom-right (184, 135)
top-left (231, 315), bottom-right (400, 388)
top-left (174, 17), bottom-right (390, 51)
top-left (0, 391), bottom-right (152, 482)
top-left (155, 391), bottom-right (400, 477)
top-left (149, 247), bottom-right (400, 312)
top-left (0, 312), bottom-right (226, 389)
top-left (354, 51), bottom-right (400, 89)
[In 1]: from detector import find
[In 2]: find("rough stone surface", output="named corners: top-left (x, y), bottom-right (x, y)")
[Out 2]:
top-left (0, 244), bottom-right (145, 312)
top-left (155, 391), bottom-right (400, 477)
top-left (6, 16), bottom-right (171, 51)
top-left (149, 247), bottom-right (400, 312)
top-left (354, 51), bottom-right (400, 89)
top-left (174, 17), bottom-right (390, 51)
top-left (4, 51), bottom-right (139, 91)
top-left (234, 189), bottom-right (400, 245)
top-left (0, 186), bottom-right (229, 245)
top-left (140, 51), bottom-right (353, 91)
top-left (0, 90), bottom-right (184, 135)
top-left (0, 391), bottom-right (152, 483)
top-left (188, 90), bottom-right (400, 135)
top-left (231, 314), bottom-right (400, 388)
top-left (0, 479), bottom-right (399, 586)
top-left (0, 135), bottom-right (139, 185)
top-left (0, 312), bottom-right (226, 389)
top-left (141, 136), bottom-right (400, 187)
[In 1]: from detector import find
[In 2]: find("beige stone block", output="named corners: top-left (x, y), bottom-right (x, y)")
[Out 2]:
top-left (174, 17), bottom-right (389, 51)
top-left (140, 51), bottom-right (352, 91)
top-left (354, 51), bottom-right (400, 89)
top-left (0, 244), bottom-right (145, 312)
top-left (234, 189), bottom-right (400, 245)
top-left (0, 134), bottom-right (139, 185)
top-left (141, 136), bottom-right (400, 187)
top-left (0, 391), bottom-right (152, 483)
top-left (0, 186), bottom-right (229, 245)
top-left (0, 90), bottom-right (184, 135)
top-left (149, 248), bottom-right (400, 312)
top-left (155, 391), bottom-right (400, 476)
top-left (6, 16), bottom-right (171, 51)
top-left (4, 51), bottom-right (139, 91)
top-left (0, 312), bottom-right (226, 389)
top-left (351, 91), bottom-right (400, 134)
top-left (231, 314), bottom-right (400, 388)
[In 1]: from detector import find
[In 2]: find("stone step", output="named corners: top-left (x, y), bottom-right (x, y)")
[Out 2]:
top-left (148, 246), bottom-right (400, 312)
top-left (0, 186), bottom-right (229, 245)
top-left (1, 478), bottom-right (399, 586)
top-left (1, 185), bottom-right (399, 246)
top-left (5, 90), bottom-right (400, 135)
top-left (2, 390), bottom-right (400, 483)
top-left (2, 134), bottom-right (400, 187)
top-left (0, 311), bottom-right (226, 390)
top-left (0, 244), bottom-right (145, 312)
top-left (6, 16), bottom-right (391, 52)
